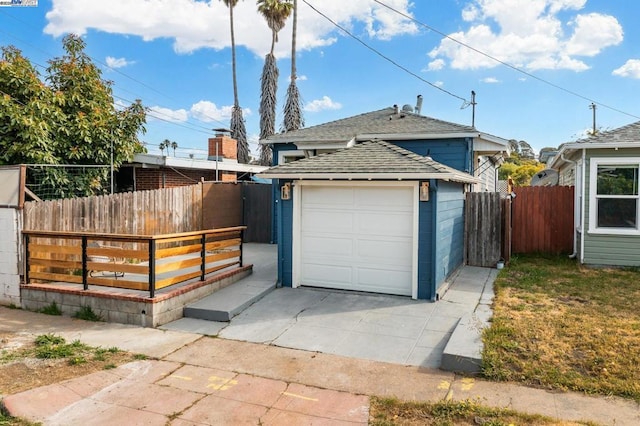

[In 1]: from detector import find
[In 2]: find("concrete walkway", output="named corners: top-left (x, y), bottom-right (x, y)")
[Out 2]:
top-left (163, 243), bottom-right (495, 371)
top-left (1, 309), bottom-right (639, 424)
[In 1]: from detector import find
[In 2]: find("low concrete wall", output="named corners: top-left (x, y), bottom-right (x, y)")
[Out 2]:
top-left (0, 208), bottom-right (21, 307)
top-left (20, 265), bottom-right (252, 327)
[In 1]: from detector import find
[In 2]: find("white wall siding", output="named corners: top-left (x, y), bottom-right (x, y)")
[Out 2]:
top-left (0, 208), bottom-right (21, 306)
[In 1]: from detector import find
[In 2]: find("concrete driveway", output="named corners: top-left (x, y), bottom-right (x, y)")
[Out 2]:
top-left (163, 244), bottom-right (496, 369)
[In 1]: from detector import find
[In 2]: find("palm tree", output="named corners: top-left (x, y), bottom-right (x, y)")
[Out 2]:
top-left (170, 140), bottom-right (178, 156)
top-left (258, 0), bottom-right (293, 166)
top-left (159, 139), bottom-right (170, 156)
top-left (221, 0), bottom-right (249, 164)
top-left (282, 0), bottom-right (304, 133)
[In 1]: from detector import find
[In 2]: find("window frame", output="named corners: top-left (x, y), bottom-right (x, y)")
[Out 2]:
top-left (588, 157), bottom-right (640, 235)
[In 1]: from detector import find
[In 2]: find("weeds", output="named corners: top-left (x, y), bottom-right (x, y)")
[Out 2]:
top-left (38, 301), bottom-right (62, 316)
top-left (369, 397), bottom-right (586, 425)
top-left (73, 306), bottom-right (103, 322)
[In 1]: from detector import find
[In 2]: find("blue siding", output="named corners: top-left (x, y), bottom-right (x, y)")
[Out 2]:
top-left (270, 144), bottom-right (299, 243)
top-left (433, 181), bottom-right (466, 289)
top-left (417, 181), bottom-right (434, 300)
top-left (277, 180), bottom-right (294, 287)
top-left (394, 139), bottom-right (470, 173)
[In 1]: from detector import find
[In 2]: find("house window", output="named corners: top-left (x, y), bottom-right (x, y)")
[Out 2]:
top-left (589, 158), bottom-right (640, 234)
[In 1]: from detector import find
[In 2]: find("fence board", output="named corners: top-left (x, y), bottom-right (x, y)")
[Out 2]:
top-left (511, 186), bottom-right (574, 254)
top-left (23, 182), bottom-right (272, 241)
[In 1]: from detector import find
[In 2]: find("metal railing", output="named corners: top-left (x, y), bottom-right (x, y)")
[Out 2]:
top-left (23, 226), bottom-right (245, 298)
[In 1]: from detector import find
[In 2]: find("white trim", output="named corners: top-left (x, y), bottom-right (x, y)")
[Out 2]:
top-left (588, 157), bottom-right (640, 236)
top-left (132, 154), bottom-right (268, 173)
top-left (291, 180), bottom-right (419, 299)
top-left (277, 150), bottom-right (306, 166)
top-left (259, 172), bottom-right (479, 184)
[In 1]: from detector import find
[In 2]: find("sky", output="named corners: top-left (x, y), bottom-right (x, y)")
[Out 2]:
top-left (1, 0), bottom-right (640, 159)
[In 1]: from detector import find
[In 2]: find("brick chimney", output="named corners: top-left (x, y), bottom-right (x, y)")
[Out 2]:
top-left (208, 134), bottom-right (237, 160)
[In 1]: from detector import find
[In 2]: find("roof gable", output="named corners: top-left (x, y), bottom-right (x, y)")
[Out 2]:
top-left (259, 140), bottom-right (479, 183)
top-left (263, 107), bottom-right (477, 144)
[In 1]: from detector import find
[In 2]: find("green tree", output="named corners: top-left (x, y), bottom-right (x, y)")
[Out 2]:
top-left (0, 35), bottom-right (146, 198)
top-left (221, 0), bottom-right (249, 164)
top-left (258, 0), bottom-right (293, 166)
top-left (282, 0), bottom-right (304, 133)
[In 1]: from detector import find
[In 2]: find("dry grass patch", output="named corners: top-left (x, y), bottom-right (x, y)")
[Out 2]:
top-left (483, 254), bottom-right (640, 400)
top-left (369, 397), bottom-right (593, 425)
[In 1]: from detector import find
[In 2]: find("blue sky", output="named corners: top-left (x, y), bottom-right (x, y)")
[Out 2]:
top-left (1, 0), bottom-right (639, 159)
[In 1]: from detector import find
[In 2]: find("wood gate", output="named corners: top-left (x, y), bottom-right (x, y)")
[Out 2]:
top-left (511, 186), bottom-right (574, 254)
top-left (466, 192), bottom-right (502, 267)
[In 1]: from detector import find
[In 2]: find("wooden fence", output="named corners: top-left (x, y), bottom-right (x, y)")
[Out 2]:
top-left (466, 192), bottom-right (502, 267)
top-left (511, 186), bottom-right (574, 254)
top-left (23, 182), bottom-right (273, 242)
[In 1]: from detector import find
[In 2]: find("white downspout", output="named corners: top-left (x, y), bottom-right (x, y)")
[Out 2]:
top-left (561, 151), bottom-right (578, 259)
top-left (580, 148), bottom-right (586, 264)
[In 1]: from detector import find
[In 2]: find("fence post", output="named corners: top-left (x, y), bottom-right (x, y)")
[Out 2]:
top-left (200, 233), bottom-right (206, 281)
top-left (24, 234), bottom-right (30, 284)
top-left (239, 229), bottom-right (244, 267)
top-left (81, 236), bottom-right (88, 290)
top-left (148, 239), bottom-right (156, 298)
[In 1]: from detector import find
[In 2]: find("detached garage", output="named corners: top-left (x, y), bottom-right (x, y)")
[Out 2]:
top-left (260, 140), bottom-right (478, 300)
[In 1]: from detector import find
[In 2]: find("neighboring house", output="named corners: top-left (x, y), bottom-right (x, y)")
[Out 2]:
top-left (549, 120), bottom-right (640, 267)
top-left (117, 134), bottom-right (267, 191)
top-left (259, 140), bottom-right (479, 301)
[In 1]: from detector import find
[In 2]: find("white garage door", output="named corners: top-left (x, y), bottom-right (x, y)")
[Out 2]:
top-left (298, 184), bottom-right (415, 296)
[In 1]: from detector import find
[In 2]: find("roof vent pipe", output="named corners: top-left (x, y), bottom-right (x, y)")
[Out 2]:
top-left (415, 95), bottom-right (423, 114)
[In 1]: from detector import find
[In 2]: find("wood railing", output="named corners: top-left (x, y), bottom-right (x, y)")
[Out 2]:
top-left (23, 227), bottom-right (245, 298)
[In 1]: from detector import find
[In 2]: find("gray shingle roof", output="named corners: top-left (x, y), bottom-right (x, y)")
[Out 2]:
top-left (259, 140), bottom-right (479, 183)
top-left (263, 107), bottom-right (477, 144)
top-left (574, 120), bottom-right (640, 145)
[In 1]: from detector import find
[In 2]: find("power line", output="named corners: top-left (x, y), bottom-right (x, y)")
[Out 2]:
top-left (372, 0), bottom-right (640, 121)
top-left (0, 9), bottom-right (231, 130)
top-left (301, 0), bottom-right (468, 104)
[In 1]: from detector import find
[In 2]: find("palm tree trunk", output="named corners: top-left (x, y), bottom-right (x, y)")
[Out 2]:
top-left (291, 0), bottom-right (297, 82)
top-left (230, 4), bottom-right (239, 108)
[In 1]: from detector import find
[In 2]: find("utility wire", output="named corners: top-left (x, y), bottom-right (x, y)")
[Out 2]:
top-left (372, 0), bottom-right (640, 120)
top-left (301, 0), bottom-right (468, 103)
top-left (0, 9), bottom-right (231, 130)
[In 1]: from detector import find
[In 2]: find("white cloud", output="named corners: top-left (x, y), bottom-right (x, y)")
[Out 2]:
top-left (428, 0), bottom-right (622, 71)
top-left (434, 81), bottom-right (444, 87)
top-left (305, 96), bottom-right (342, 112)
top-left (190, 101), bottom-right (233, 123)
top-left (481, 77), bottom-right (500, 83)
top-left (148, 106), bottom-right (188, 123)
top-left (565, 13), bottom-right (623, 56)
top-left (613, 59), bottom-right (640, 79)
top-left (426, 58), bottom-right (445, 71)
top-left (44, 0), bottom-right (418, 57)
top-left (105, 56), bottom-right (133, 69)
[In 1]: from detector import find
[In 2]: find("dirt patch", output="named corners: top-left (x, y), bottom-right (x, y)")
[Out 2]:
top-left (0, 332), bottom-right (139, 396)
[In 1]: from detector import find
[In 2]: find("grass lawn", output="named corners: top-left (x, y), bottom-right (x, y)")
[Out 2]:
top-left (483, 254), bottom-right (640, 400)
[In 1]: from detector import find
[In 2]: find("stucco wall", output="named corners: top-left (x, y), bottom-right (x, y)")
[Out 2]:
top-left (0, 208), bottom-right (21, 306)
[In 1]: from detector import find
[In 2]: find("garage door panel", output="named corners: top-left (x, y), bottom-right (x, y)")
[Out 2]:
top-left (357, 238), bottom-right (413, 265)
top-left (302, 210), bottom-right (354, 233)
top-left (299, 184), bottom-right (415, 297)
top-left (302, 263), bottom-right (353, 287)
top-left (357, 268), bottom-right (412, 295)
top-left (356, 187), bottom-right (413, 210)
top-left (358, 211), bottom-right (413, 236)
top-left (304, 186), bottom-right (354, 205)
top-left (302, 235), bottom-right (353, 257)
